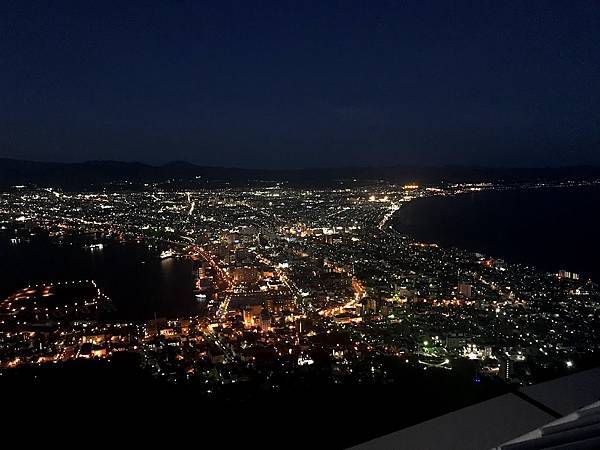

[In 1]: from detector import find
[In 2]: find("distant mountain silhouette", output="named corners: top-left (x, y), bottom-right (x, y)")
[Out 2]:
top-left (1, 158), bottom-right (599, 189)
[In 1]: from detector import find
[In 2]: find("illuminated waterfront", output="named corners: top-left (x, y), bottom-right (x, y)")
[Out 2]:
top-left (392, 185), bottom-right (600, 282)
top-left (0, 234), bottom-right (198, 320)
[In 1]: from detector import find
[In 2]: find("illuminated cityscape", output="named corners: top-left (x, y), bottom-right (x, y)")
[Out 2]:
top-left (3, 1), bottom-right (600, 448)
top-left (2, 179), bottom-right (599, 391)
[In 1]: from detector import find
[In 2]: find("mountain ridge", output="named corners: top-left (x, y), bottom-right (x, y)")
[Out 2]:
top-left (1, 158), bottom-right (600, 189)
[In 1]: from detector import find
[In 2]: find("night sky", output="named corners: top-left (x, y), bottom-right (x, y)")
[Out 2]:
top-left (1, 1), bottom-right (599, 168)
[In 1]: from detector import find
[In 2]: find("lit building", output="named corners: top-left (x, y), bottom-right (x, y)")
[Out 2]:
top-left (498, 356), bottom-right (514, 381)
top-left (458, 282), bottom-right (473, 298)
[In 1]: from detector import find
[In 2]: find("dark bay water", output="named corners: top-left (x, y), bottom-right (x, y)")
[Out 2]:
top-left (0, 237), bottom-right (199, 320)
top-left (392, 186), bottom-right (600, 281)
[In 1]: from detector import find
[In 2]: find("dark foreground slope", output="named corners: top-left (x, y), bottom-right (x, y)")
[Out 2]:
top-left (2, 358), bottom-right (507, 449)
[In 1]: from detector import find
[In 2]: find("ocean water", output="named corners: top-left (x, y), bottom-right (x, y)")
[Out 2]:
top-left (392, 185), bottom-right (600, 281)
top-left (0, 236), bottom-right (199, 320)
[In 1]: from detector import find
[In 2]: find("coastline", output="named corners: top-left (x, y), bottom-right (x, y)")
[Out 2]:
top-left (388, 184), bottom-right (600, 281)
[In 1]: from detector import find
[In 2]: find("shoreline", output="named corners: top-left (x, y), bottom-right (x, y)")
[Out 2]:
top-left (0, 233), bottom-right (199, 321)
top-left (387, 184), bottom-right (600, 281)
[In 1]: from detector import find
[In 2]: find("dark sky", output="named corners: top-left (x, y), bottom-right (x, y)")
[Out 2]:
top-left (1, 1), bottom-right (599, 168)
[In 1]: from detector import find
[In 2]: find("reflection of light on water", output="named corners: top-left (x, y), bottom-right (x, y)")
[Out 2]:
top-left (161, 258), bottom-right (175, 270)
